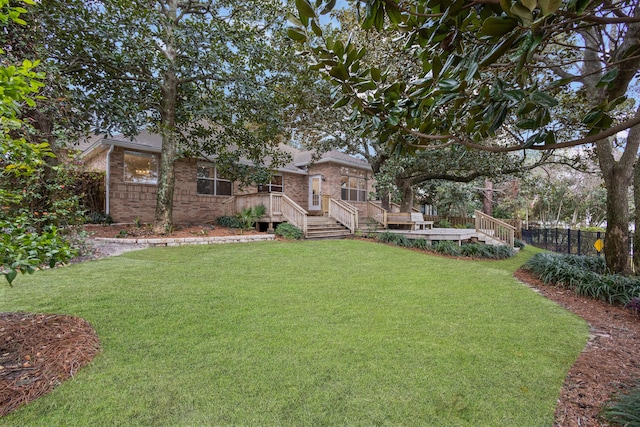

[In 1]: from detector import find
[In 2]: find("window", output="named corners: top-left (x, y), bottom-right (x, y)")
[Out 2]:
top-left (197, 163), bottom-right (232, 196)
top-left (258, 174), bottom-right (283, 193)
top-left (124, 151), bottom-right (158, 184)
top-left (341, 167), bottom-right (367, 202)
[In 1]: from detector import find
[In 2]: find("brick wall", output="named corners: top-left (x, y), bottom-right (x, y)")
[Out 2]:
top-left (107, 147), bottom-right (314, 223)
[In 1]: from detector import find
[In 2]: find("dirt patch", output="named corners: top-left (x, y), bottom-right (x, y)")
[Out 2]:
top-left (0, 313), bottom-right (100, 416)
top-left (514, 269), bottom-right (640, 426)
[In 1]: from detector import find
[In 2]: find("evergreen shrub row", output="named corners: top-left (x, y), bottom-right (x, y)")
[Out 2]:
top-left (375, 232), bottom-right (515, 259)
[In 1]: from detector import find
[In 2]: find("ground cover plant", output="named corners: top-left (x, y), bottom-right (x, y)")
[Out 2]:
top-left (0, 241), bottom-right (587, 426)
top-left (375, 231), bottom-right (516, 259)
top-left (525, 252), bottom-right (640, 307)
top-left (602, 381), bottom-right (640, 426)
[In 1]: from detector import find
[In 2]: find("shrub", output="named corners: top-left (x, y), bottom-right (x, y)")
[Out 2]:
top-left (514, 238), bottom-right (526, 249)
top-left (216, 216), bottom-right (241, 229)
top-left (601, 381), bottom-right (640, 426)
top-left (376, 232), bottom-right (411, 247)
top-left (525, 253), bottom-right (640, 307)
top-left (433, 240), bottom-right (461, 256)
top-left (85, 212), bottom-right (113, 225)
top-left (411, 238), bottom-right (430, 250)
top-left (236, 204), bottom-right (266, 231)
top-left (275, 223), bottom-right (304, 240)
top-left (437, 219), bottom-right (451, 228)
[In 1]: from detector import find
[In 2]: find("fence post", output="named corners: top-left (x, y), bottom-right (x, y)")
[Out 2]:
top-left (567, 228), bottom-right (571, 255)
top-left (577, 229), bottom-right (581, 256)
top-left (555, 228), bottom-right (559, 253)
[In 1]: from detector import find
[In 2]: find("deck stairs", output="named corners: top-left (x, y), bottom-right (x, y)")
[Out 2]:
top-left (305, 216), bottom-right (352, 240)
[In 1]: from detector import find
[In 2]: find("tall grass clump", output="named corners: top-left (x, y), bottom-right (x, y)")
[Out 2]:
top-left (433, 240), bottom-right (461, 256)
top-left (376, 231), bottom-right (410, 247)
top-left (601, 382), bottom-right (640, 426)
top-left (525, 252), bottom-right (640, 306)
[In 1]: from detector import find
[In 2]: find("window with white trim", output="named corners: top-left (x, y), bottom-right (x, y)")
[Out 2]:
top-left (258, 174), bottom-right (283, 193)
top-left (197, 163), bottom-right (232, 196)
top-left (124, 151), bottom-right (158, 184)
top-left (340, 167), bottom-right (367, 202)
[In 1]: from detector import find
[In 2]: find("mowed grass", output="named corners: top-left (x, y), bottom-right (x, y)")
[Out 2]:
top-left (0, 241), bottom-right (587, 426)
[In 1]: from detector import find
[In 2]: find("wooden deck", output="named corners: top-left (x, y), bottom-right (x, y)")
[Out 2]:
top-left (367, 228), bottom-right (506, 246)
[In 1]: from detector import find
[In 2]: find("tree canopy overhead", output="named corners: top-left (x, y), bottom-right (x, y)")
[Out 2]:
top-left (290, 0), bottom-right (640, 153)
top-left (37, 0), bottom-right (300, 231)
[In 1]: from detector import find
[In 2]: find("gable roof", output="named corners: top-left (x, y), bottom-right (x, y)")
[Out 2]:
top-left (79, 131), bottom-right (372, 173)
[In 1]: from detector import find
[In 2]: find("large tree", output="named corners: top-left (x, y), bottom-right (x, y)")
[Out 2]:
top-left (291, 0), bottom-right (640, 273)
top-left (37, 0), bottom-right (297, 232)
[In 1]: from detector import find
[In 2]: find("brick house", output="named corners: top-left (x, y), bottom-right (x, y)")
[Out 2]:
top-left (80, 131), bottom-right (373, 234)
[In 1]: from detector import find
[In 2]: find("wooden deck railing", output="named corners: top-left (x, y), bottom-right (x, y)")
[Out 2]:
top-left (329, 198), bottom-right (358, 233)
top-left (367, 201), bottom-right (386, 226)
top-left (223, 193), bottom-right (308, 233)
top-left (475, 210), bottom-right (516, 247)
top-left (280, 194), bottom-right (308, 233)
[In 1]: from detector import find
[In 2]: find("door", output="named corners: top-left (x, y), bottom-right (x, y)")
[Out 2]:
top-left (309, 175), bottom-right (322, 210)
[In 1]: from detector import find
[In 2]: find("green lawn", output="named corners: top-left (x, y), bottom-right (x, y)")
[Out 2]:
top-left (0, 241), bottom-right (587, 426)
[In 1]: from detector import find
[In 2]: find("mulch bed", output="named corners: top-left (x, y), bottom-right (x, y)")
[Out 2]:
top-left (0, 313), bottom-right (100, 416)
top-left (514, 269), bottom-right (640, 426)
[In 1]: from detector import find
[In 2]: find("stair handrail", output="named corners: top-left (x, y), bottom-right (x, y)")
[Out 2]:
top-left (280, 194), bottom-right (308, 234)
top-left (474, 210), bottom-right (516, 247)
top-left (329, 198), bottom-right (358, 233)
top-left (367, 201), bottom-right (387, 226)
top-left (222, 196), bottom-right (236, 216)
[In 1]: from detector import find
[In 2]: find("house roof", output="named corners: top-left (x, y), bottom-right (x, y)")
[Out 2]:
top-left (79, 131), bottom-right (372, 173)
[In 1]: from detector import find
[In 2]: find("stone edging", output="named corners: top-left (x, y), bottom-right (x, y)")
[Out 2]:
top-left (94, 234), bottom-right (275, 247)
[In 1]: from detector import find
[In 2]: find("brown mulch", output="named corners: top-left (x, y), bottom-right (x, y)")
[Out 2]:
top-left (0, 313), bottom-right (100, 416)
top-left (83, 223), bottom-right (262, 239)
top-left (514, 269), bottom-right (640, 426)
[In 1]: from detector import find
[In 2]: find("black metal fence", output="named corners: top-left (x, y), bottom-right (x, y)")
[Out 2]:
top-left (522, 228), bottom-right (607, 257)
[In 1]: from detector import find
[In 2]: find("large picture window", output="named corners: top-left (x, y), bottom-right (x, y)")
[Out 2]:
top-left (341, 167), bottom-right (367, 202)
top-left (124, 151), bottom-right (158, 184)
top-left (197, 163), bottom-right (232, 196)
top-left (258, 174), bottom-right (283, 193)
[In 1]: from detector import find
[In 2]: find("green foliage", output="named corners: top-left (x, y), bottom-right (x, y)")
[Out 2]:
top-left (411, 238), bottom-right (430, 250)
top-left (376, 232), bottom-right (515, 259)
top-left (602, 381), bottom-right (640, 427)
top-left (216, 216), bottom-right (241, 229)
top-left (236, 204), bottom-right (266, 231)
top-left (525, 253), bottom-right (640, 306)
top-left (376, 231), bottom-right (410, 247)
top-left (433, 241), bottom-right (462, 256)
top-left (0, 219), bottom-right (76, 285)
top-left (0, 2), bottom-right (80, 285)
top-left (85, 212), bottom-right (112, 225)
top-left (437, 219), bottom-right (452, 228)
top-left (514, 238), bottom-right (527, 249)
top-left (274, 222), bottom-right (304, 240)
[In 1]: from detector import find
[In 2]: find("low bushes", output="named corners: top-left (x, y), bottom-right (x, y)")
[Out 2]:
top-left (216, 216), bottom-right (241, 229)
top-left (601, 381), bottom-right (640, 426)
top-left (374, 232), bottom-right (515, 259)
top-left (275, 223), bottom-right (303, 240)
top-left (525, 252), bottom-right (640, 307)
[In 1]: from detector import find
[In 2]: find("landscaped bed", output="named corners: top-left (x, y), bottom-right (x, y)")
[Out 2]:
top-left (0, 242), bottom-right (589, 425)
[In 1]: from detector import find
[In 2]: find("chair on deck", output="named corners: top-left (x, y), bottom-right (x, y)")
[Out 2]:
top-left (411, 212), bottom-right (433, 230)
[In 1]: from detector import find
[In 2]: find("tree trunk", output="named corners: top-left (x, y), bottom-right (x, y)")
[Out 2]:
top-left (153, 0), bottom-right (179, 234)
top-left (482, 179), bottom-right (493, 216)
top-left (597, 137), bottom-right (634, 275)
top-left (153, 69), bottom-right (178, 234)
top-left (397, 177), bottom-right (413, 212)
